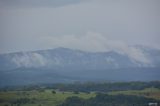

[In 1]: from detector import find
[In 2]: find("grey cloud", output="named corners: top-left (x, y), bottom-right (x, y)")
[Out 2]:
top-left (0, 0), bottom-right (159, 53)
top-left (34, 31), bottom-right (152, 64)
top-left (0, 0), bottom-right (87, 8)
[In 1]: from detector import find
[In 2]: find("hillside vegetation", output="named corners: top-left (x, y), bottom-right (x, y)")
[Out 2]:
top-left (0, 81), bottom-right (160, 106)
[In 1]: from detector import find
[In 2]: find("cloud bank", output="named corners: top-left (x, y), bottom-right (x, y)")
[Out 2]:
top-left (0, 0), bottom-right (159, 54)
top-left (38, 31), bottom-right (151, 64)
top-left (0, 0), bottom-right (86, 8)
top-left (9, 31), bottom-right (151, 68)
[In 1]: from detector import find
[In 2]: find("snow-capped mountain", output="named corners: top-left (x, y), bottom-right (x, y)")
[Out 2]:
top-left (0, 46), bottom-right (160, 86)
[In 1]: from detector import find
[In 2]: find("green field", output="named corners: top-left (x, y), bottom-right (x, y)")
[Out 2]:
top-left (109, 87), bottom-right (160, 100)
top-left (0, 89), bottom-right (96, 106)
top-left (1, 88), bottom-right (160, 106)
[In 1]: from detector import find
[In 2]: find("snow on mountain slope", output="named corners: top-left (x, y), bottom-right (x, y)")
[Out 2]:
top-left (0, 46), bottom-right (159, 70)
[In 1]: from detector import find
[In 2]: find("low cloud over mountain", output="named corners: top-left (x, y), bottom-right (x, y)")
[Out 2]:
top-left (0, 46), bottom-right (159, 70)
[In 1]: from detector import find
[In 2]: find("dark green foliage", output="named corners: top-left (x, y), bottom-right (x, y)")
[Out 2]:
top-left (52, 90), bottom-right (56, 94)
top-left (59, 94), bottom-right (160, 106)
top-left (38, 89), bottom-right (45, 92)
top-left (0, 99), bottom-right (5, 103)
top-left (73, 91), bottom-right (79, 94)
top-left (83, 91), bottom-right (90, 94)
top-left (60, 96), bottom-right (85, 106)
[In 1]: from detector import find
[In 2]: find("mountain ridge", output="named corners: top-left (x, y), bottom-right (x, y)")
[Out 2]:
top-left (0, 46), bottom-right (160, 86)
top-left (0, 46), bottom-right (159, 70)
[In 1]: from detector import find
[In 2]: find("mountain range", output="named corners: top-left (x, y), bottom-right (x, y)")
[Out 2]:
top-left (0, 46), bottom-right (160, 87)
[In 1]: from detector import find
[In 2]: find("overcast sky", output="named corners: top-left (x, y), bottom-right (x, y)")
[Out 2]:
top-left (0, 0), bottom-right (160, 54)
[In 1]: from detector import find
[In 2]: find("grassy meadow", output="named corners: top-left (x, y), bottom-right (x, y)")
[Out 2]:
top-left (0, 89), bottom-right (95, 106)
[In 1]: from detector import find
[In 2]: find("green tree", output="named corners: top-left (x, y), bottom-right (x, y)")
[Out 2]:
top-left (52, 90), bottom-right (56, 94)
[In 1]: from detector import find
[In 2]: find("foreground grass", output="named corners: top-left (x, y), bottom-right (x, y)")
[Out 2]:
top-left (108, 88), bottom-right (160, 100)
top-left (0, 89), bottom-right (96, 106)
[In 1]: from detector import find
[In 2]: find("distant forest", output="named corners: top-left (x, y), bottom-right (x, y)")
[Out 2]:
top-left (1, 81), bottom-right (160, 92)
